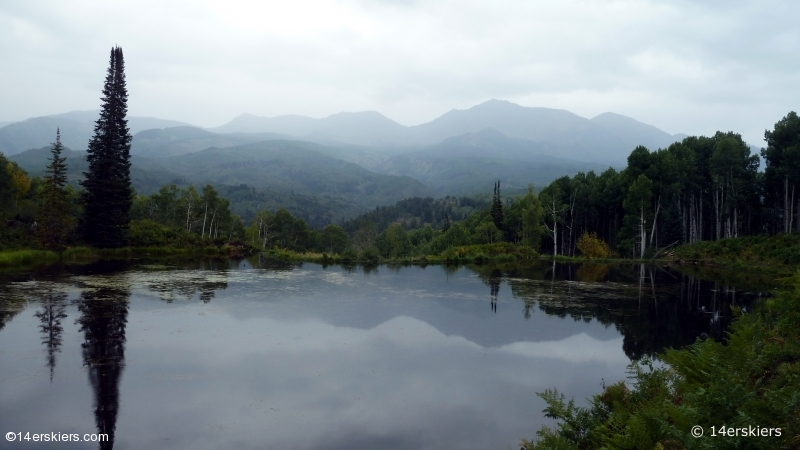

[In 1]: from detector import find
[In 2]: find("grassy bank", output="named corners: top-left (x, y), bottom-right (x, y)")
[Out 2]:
top-left (0, 244), bottom-right (256, 270)
top-left (521, 270), bottom-right (800, 449)
top-left (671, 233), bottom-right (800, 275)
top-left (260, 242), bottom-right (539, 265)
top-left (0, 247), bottom-right (96, 268)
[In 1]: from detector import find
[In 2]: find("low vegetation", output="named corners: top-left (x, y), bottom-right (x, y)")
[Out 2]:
top-left (521, 270), bottom-right (800, 450)
top-left (672, 233), bottom-right (800, 275)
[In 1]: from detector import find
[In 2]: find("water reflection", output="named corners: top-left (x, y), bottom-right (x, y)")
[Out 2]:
top-left (0, 291), bottom-right (26, 332)
top-left (491, 262), bottom-right (762, 360)
top-left (34, 291), bottom-right (68, 381)
top-left (77, 278), bottom-right (131, 450)
top-left (488, 269), bottom-right (501, 314)
top-left (575, 263), bottom-right (609, 283)
top-left (0, 259), bottom-right (770, 450)
top-left (145, 271), bottom-right (228, 303)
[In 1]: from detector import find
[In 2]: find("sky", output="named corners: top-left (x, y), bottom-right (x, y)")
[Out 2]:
top-left (1, 0), bottom-right (798, 145)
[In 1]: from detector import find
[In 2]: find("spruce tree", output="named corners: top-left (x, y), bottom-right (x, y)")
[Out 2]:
top-left (442, 213), bottom-right (451, 232)
top-left (490, 180), bottom-right (504, 233)
top-left (39, 128), bottom-right (72, 249)
top-left (80, 47), bottom-right (133, 248)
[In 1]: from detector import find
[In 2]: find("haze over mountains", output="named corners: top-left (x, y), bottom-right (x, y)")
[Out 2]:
top-left (1, 99), bottom-right (685, 164)
top-left (210, 99), bottom-right (686, 163)
top-left (5, 99), bottom-right (689, 222)
top-left (370, 129), bottom-right (610, 194)
top-left (0, 110), bottom-right (190, 156)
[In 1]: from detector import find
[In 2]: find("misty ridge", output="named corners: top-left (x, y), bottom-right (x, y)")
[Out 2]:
top-left (6, 98), bottom-right (690, 223)
top-left (2, 99), bottom-right (685, 163)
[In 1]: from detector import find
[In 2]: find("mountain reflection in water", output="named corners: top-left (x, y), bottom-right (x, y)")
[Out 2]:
top-left (0, 259), bottom-right (766, 450)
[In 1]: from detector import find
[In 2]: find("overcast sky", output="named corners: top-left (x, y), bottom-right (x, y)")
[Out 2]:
top-left (1, 0), bottom-right (798, 145)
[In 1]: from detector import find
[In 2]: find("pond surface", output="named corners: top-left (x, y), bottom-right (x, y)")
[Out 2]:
top-left (0, 259), bottom-right (765, 449)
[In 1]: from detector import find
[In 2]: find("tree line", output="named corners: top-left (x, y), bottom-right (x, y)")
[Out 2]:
top-left (535, 114), bottom-right (800, 259)
top-left (2, 46), bottom-right (798, 258)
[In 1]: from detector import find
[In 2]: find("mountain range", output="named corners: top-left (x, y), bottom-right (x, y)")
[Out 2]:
top-left (210, 100), bottom-right (686, 163)
top-left (1, 100), bottom-right (685, 164)
top-left (4, 99), bottom-right (688, 223)
top-left (0, 110), bottom-right (190, 156)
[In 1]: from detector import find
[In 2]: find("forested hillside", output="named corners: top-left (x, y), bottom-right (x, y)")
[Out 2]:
top-left (136, 140), bottom-right (436, 210)
top-left (130, 126), bottom-right (292, 158)
top-left (10, 139), bottom-right (437, 225)
top-left (340, 196), bottom-right (490, 234)
top-left (372, 129), bottom-right (609, 194)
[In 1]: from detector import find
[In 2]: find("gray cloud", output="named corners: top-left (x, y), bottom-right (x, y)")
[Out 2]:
top-left (1, 0), bottom-right (798, 145)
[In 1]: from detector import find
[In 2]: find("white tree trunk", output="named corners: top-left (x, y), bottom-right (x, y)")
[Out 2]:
top-left (201, 203), bottom-right (208, 238)
top-left (640, 206), bottom-right (646, 259)
top-left (649, 196), bottom-right (661, 247)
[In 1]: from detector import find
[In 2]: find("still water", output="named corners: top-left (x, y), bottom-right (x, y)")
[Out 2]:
top-left (0, 259), bottom-right (764, 449)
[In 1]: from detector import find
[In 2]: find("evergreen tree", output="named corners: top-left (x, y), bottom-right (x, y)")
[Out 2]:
top-left (39, 129), bottom-right (72, 249)
top-left (490, 180), bottom-right (504, 233)
top-left (442, 213), bottom-right (451, 232)
top-left (660, 197), bottom-right (684, 247)
top-left (80, 47), bottom-right (133, 248)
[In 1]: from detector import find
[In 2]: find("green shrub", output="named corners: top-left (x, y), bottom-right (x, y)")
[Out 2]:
top-left (129, 219), bottom-right (167, 247)
top-left (495, 253), bottom-right (517, 263)
top-left (522, 270), bottom-right (800, 449)
top-left (340, 248), bottom-right (357, 262)
top-left (471, 252), bottom-right (489, 264)
top-left (361, 246), bottom-right (380, 263)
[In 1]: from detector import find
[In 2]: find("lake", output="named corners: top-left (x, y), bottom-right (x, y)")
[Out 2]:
top-left (0, 258), bottom-right (765, 449)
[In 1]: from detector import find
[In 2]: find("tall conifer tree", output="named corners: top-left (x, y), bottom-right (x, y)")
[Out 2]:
top-left (39, 128), bottom-right (72, 249)
top-left (491, 180), bottom-right (504, 233)
top-left (81, 47), bottom-right (133, 248)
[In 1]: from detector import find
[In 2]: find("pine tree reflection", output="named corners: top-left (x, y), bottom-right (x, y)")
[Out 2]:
top-left (77, 282), bottom-right (130, 450)
top-left (480, 268), bottom-right (502, 314)
top-left (35, 292), bottom-right (68, 382)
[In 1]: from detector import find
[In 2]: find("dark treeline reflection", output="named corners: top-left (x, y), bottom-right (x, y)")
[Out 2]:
top-left (77, 279), bottom-right (131, 450)
top-left (146, 272), bottom-right (228, 303)
top-left (130, 259), bottom-right (233, 303)
top-left (475, 262), bottom-right (764, 360)
top-left (35, 291), bottom-right (68, 381)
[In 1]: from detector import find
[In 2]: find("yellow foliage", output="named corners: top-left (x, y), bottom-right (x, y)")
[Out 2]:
top-left (9, 164), bottom-right (31, 202)
top-left (576, 231), bottom-right (610, 259)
